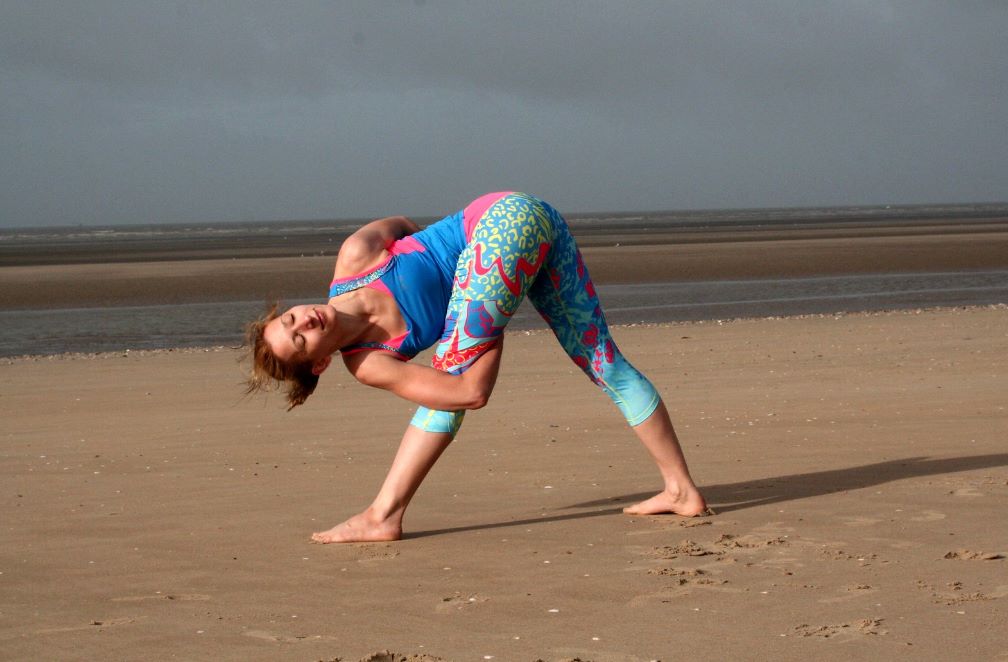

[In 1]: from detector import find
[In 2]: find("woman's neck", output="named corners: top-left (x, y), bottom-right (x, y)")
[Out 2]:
top-left (329, 289), bottom-right (407, 350)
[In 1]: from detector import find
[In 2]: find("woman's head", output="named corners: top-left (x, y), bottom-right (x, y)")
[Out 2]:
top-left (244, 302), bottom-right (337, 409)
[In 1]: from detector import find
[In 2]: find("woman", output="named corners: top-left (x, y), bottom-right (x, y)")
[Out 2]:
top-left (246, 192), bottom-right (707, 543)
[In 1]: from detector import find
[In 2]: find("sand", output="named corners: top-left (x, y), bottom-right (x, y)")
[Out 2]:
top-left (1, 305), bottom-right (1005, 660)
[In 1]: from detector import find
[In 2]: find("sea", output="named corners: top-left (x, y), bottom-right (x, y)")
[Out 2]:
top-left (2, 204), bottom-right (1007, 357)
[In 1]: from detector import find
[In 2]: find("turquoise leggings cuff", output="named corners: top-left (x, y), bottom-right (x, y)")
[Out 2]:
top-left (624, 390), bottom-right (661, 427)
top-left (599, 356), bottom-right (661, 427)
top-left (410, 406), bottom-right (466, 437)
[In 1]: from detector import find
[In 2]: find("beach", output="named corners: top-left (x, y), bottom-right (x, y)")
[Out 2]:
top-left (2, 304), bottom-right (1006, 660)
top-left (5, 0), bottom-right (1008, 656)
top-left (1, 209), bottom-right (1007, 660)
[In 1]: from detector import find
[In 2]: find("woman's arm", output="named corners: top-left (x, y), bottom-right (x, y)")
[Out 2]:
top-left (349, 215), bottom-right (420, 249)
top-left (334, 216), bottom-right (421, 278)
top-left (343, 338), bottom-right (504, 411)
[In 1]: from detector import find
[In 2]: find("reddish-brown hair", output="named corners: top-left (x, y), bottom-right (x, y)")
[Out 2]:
top-left (243, 303), bottom-right (319, 410)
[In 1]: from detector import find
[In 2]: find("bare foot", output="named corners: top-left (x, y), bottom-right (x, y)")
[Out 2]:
top-left (623, 485), bottom-right (709, 517)
top-left (310, 507), bottom-right (402, 544)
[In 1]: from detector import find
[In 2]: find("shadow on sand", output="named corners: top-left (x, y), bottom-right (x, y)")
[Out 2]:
top-left (406, 453), bottom-right (1008, 540)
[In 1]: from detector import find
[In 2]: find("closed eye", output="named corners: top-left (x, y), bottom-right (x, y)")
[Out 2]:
top-left (282, 313), bottom-right (305, 351)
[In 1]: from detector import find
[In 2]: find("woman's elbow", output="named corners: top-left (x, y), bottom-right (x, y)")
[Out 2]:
top-left (466, 385), bottom-right (492, 410)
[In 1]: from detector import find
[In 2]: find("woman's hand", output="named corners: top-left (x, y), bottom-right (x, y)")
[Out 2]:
top-left (343, 336), bottom-right (504, 411)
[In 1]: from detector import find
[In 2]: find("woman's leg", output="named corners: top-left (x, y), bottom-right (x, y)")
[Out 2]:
top-left (527, 201), bottom-right (707, 516)
top-left (410, 192), bottom-right (555, 437)
top-left (317, 194), bottom-right (705, 546)
top-left (624, 401), bottom-right (708, 516)
top-left (311, 426), bottom-right (452, 543)
top-left (314, 194), bottom-right (555, 543)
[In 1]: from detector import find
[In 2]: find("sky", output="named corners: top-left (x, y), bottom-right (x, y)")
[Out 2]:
top-left (2, 1), bottom-right (1007, 228)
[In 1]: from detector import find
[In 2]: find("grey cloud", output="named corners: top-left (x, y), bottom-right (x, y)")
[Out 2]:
top-left (1, 1), bottom-right (1006, 226)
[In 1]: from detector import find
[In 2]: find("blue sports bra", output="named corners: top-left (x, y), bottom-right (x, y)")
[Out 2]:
top-left (329, 210), bottom-right (466, 360)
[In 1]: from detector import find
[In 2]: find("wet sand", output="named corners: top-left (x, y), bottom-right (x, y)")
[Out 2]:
top-left (1, 306), bottom-right (1006, 660)
top-left (4, 223), bottom-right (1008, 310)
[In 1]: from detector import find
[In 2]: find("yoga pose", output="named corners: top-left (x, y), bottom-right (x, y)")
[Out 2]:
top-left (246, 192), bottom-right (707, 542)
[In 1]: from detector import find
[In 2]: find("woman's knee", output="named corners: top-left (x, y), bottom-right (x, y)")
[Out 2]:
top-left (600, 357), bottom-right (661, 425)
top-left (570, 340), bottom-right (660, 426)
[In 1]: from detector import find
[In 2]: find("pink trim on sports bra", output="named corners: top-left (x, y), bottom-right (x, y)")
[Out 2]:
top-left (388, 235), bottom-right (426, 255)
top-left (339, 327), bottom-right (409, 360)
top-left (364, 278), bottom-right (393, 297)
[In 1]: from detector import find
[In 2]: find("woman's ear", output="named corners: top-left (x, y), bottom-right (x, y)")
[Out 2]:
top-left (311, 355), bottom-right (332, 376)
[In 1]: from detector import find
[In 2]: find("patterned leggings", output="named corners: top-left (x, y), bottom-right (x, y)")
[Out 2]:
top-left (410, 193), bottom-right (660, 436)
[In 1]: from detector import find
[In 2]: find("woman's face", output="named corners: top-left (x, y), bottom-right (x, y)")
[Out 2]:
top-left (263, 304), bottom-right (337, 372)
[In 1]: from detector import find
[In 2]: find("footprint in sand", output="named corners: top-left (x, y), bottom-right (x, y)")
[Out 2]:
top-left (920, 581), bottom-right (1008, 605)
top-left (356, 544), bottom-right (400, 561)
top-left (943, 549), bottom-right (1005, 560)
top-left (651, 540), bottom-right (722, 559)
top-left (714, 533), bottom-right (789, 549)
top-left (943, 591), bottom-right (996, 606)
top-left (645, 566), bottom-right (739, 596)
top-left (793, 618), bottom-right (886, 639)
top-left (356, 651), bottom-right (448, 662)
top-left (649, 566), bottom-right (709, 578)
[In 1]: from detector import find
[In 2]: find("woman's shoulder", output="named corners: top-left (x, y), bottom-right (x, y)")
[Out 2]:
top-left (332, 215), bottom-right (422, 280)
top-left (332, 234), bottom-right (389, 281)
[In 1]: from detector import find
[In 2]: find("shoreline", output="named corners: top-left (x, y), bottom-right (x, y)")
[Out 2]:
top-left (3, 303), bottom-right (1004, 363)
top-left (4, 219), bottom-right (1007, 358)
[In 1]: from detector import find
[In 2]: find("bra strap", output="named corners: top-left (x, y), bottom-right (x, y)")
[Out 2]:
top-left (339, 341), bottom-right (408, 359)
top-left (328, 256), bottom-right (393, 298)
